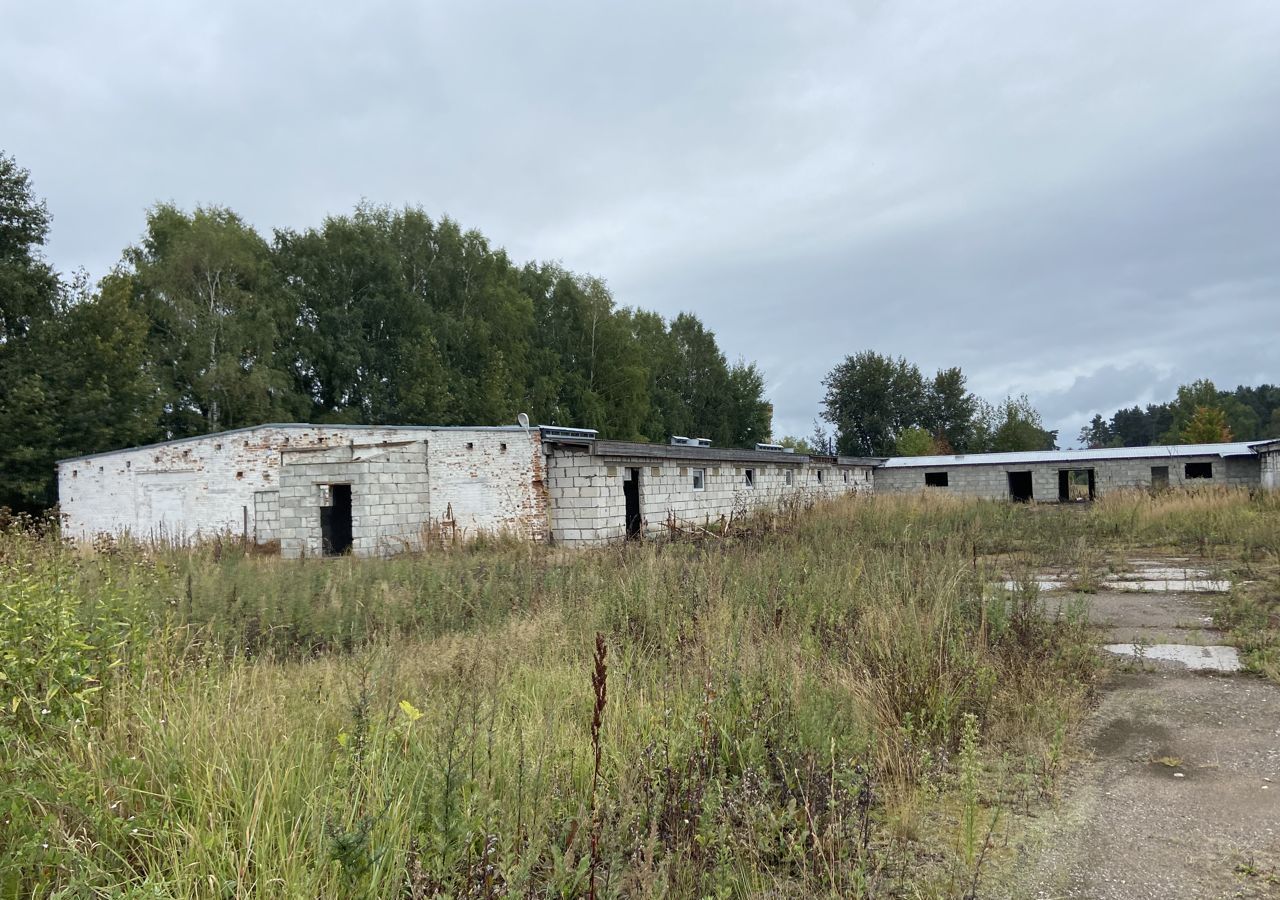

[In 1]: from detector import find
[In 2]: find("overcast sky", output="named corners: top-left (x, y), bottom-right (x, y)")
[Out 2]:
top-left (5, 1), bottom-right (1279, 445)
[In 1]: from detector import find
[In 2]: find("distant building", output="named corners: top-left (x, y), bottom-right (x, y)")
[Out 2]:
top-left (876, 441), bottom-right (1276, 501)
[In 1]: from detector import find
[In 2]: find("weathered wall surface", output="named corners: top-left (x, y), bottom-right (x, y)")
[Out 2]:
top-left (57, 424), bottom-right (540, 545)
top-left (546, 449), bottom-right (872, 545)
top-left (1261, 449), bottom-right (1280, 490)
top-left (279, 442), bottom-right (431, 558)
top-left (877, 454), bottom-right (1259, 500)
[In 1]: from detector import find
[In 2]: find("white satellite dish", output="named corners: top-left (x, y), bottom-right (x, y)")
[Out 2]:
top-left (517, 412), bottom-right (530, 428)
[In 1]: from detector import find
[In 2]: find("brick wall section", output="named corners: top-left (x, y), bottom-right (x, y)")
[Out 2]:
top-left (876, 453), bottom-right (1260, 500)
top-left (546, 448), bottom-right (873, 545)
top-left (56, 424), bottom-right (541, 546)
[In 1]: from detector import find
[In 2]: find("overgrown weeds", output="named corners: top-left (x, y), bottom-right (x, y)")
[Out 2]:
top-left (0, 489), bottom-right (1274, 896)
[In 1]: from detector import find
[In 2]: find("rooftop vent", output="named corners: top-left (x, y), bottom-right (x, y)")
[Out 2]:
top-left (755, 442), bottom-right (784, 452)
top-left (670, 435), bottom-right (695, 446)
top-left (539, 425), bottom-right (599, 444)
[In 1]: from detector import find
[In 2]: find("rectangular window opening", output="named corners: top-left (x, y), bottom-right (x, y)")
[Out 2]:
top-left (744, 468), bottom-right (755, 488)
top-left (785, 470), bottom-right (794, 486)
top-left (1185, 461), bottom-right (1213, 479)
top-left (1151, 465), bottom-right (1169, 489)
top-left (925, 471), bottom-right (948, 487)
top-left (692, 468), bottom-right (705, 491)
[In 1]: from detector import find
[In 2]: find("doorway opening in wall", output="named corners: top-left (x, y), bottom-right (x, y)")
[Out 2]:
top-left (321, 484), bottom-right (353, 556)
top-left (623, 468), bottom-right (642, 539)
top-left (1057, 468), bottom-right (1095, 502)
top-left (1151, 465), bottom-right (1170, 489)
top-left (1008, 471), bottom-right (1034, 502)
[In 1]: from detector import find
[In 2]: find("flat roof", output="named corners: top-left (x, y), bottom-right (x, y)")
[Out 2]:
top-left (56, 422), bottom-right (531, 465)
top-left (881, 441), bottom-right (1266, 469)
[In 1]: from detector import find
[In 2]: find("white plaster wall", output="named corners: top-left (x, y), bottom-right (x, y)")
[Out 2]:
top-left (547, 449), bottom-right (872, 545)
top-left (56, 424), bottom-right (539, 544)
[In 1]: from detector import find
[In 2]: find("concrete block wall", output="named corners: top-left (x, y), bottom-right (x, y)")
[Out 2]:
top-left (876, 454), bottom-right (1259, 500)
top-left (278, 443), bottom-right (431, 558)
top-left (1262, 450), bottom-right (1280, 490)
top-left (546, 449), bottom-right (872, 545)
top-left (253, 490), bottom-right (280, 542)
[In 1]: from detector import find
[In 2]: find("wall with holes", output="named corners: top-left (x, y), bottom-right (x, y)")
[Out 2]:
top-left (876, 453), bottom-right (1261, 500)
top-left (545, 448), bottom-right (873, 545)
top-left (56, 424), bottom-right (545, 548)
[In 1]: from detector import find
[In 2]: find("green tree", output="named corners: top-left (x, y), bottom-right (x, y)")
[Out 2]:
top-left (922, 367), bottom-right (977, 452)
top-left (129, 204), bottom-right (300, 436)
top-left (974, 395), bottom-right (1057, 452)
top-left (821, 351), bottom-right (925, 456)
top-left (1178, 405), bottom-right (1232, 444)
top-left (1160, 380), bottom-right (1253, 444)
top-left (1077, 414), bottom-right (1115, 449)
top-left (894, 426), bottom-right (936, 457)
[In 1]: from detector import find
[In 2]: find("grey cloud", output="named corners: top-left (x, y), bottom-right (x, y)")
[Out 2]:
top-left (4, 1), bottom-right (1278, 445)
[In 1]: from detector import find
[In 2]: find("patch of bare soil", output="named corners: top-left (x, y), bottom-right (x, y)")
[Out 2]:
top-left (1001, 565), bottom-right (1280, 899)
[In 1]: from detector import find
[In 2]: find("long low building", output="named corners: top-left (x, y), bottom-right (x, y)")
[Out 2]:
top-left (56, 423), bottom-right (878, 555)
top-left (876, 441), bottom-right (1277, 501)
top-left (55, 427), bottom-right (1280, 554)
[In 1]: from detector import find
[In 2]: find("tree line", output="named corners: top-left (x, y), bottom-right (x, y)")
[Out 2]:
top-left (0, 152), bottom-right (771, 511)
top-left (791, 350), bottom-right (1059, 458)
top-left (1079, 380), bottom-right (1280, 448)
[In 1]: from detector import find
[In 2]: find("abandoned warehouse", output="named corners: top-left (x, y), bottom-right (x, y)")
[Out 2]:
top-left (56, 427), bottom-right (1280, 554)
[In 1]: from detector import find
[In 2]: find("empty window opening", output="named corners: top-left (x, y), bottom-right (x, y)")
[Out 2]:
top-left (500, 442), bottom-right (507, 452)
top-left (623, 468), bottom-right (642, 538)
top-left (1151, 465), bottom-right (1170, 489)
top-left (816, 469), bottom-right (824, 483)
top-left (235, 471), bottom-right (244, 480)
top-left (1057, 468), bottom-right (1095, 502)
top-left (925, 472), bottom-right (949, 487)
top-left (466, 442), bottom-right (474, 450)
top-left (843, 470), bottom-right (850, 483)
top-left (785, 470), bottom-right (794, 486)
top-left (1008, 471), bottom-right (1034, 502)
top-left (692, 468), bottom-right (705, 491)
top-left (744, 468), bottom-right (755, 488)
top-left (320, 484), bottom-right (353, 556)
top-left (1185, 462), bottom-right (1213, 479)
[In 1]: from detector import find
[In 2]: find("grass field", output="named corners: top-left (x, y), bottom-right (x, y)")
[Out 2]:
top-left (2, 489), bottom-right (1277, 898)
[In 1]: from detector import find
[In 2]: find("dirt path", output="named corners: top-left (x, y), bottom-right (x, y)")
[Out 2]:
top-left (1004, 560), bottom-right (1280, 899)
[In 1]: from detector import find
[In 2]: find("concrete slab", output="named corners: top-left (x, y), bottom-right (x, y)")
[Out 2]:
top-left (1102, 643), bottom-right (1242, 673)
top-left (1102, 578), bottom-right (1231, 593)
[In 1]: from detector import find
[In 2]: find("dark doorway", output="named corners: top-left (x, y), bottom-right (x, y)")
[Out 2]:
top-left (1151, 465), bottom-right (1169, 489)
top-left (1008, 471), bottom-right (1033, 502)
top-left (321, 484), bottom-right (353, 556)
top-left (1058, 470), bottom-right (1070, 502)
top-left (623, 468), bottom-right (642, 538)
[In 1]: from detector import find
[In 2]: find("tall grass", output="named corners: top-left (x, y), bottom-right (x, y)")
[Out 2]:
top-left (1, 489), bottom-right (1275, 897)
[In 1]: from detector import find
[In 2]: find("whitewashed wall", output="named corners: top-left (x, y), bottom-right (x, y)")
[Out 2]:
top-left (57, 424), bottom-right (543, 545)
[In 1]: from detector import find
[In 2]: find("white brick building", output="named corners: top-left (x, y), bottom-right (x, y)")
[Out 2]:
top-left (57, 424), bottom-right (548, 556)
